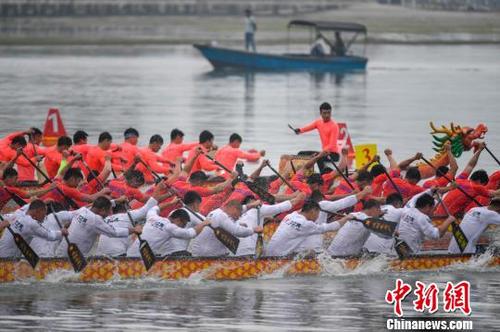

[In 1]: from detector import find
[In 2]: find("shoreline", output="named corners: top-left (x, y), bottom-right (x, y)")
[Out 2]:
top-left (0, 3), bottom-right (499, 46)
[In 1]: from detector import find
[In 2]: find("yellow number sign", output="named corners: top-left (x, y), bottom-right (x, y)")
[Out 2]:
top-left (354, 144), bottom-right (377, 170)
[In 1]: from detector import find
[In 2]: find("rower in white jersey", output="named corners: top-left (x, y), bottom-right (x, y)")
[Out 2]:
top-left (397, 193), bottom-right (455, 254)
top-left (265, 200), bottom-right (354, 257)
top-left (55, 197), bottom-right (142, 257)
top-left (296, 187), bottom-right (373, 254)
top-left (234, 193), bottom-right (305, 257)
top-left (30, 202), bottom-right (75, 257)
top-left (448, 198), bottom-right (500, 254)
top-left (190, 200), bottom-right (264, 257)
top-left (327, 199), bottom-right (383, 256)
top-left (363, 193), bottom-right (404, 255)
top-left (127, 207), bottom-right (210, 257)
top-left (0, 200), bottom-right (68, 258)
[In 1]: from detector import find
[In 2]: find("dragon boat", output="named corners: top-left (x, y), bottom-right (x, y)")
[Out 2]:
top-left (1, 251), bottom-right (499, 283)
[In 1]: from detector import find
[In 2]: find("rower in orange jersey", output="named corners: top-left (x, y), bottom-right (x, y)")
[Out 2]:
top-left (43, 136), bottom-right (73, 179)
top-left (1, 167), bottom-right (56, 203)
top-left (215, 133), bottom-right (264, 174)
top-left (107, 170), bottom-right (149, 204)
top-left (85, 132), bottom-right (123, 175)
top-left (422, 142), bottom-right (458, 189)
top-left (17, 128), bottom-right (47, 185)
top-left (435, 145), bottom-right (500, 216)
top-left (161, 128), bottom-right (198, 163)
top-left (185, 130), bottom-right (220, 174)
top-left (0, 136), bottom-right (41, 175)
top-left (291, 102), bottom-right (340, 169)
top-left (137, 134), bottom-right (174, 183)
top-left (464, 170), bottom-right (500, 212)
top-left (41, 168), bottom-right (110, 208)
top-left (118, 128), bottom-right (140, 170)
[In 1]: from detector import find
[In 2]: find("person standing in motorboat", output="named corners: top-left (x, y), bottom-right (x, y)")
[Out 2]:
top-left (244, 9), bottom-right (257, 52)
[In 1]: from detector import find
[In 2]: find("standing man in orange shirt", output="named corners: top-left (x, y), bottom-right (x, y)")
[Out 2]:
top-left (290, 102), bottom-right (340, 169)
top-left (215, 133), bottom-right (264, 174)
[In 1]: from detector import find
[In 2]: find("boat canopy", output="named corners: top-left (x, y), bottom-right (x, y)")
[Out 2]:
top-left (287, 20), bottom-right (367, 34)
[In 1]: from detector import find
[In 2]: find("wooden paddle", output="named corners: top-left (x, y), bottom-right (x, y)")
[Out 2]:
top-left (420, 156), bottom-right (483, 207)
top-left (435, 193), bottom-right (468, 253)
top-left (123, 203), bottom-right (156, 271)
top-left (80, 157), bottom-right (105, 191)
top-left (202, 152), bottom-right (276, 204)
top-left (394, 237), bottom-right (413, 259)
top-left (326, 210), bottom-right (397, 239)
top-left (3, 187), bottom-right (28, 207)
top-left (381, 167), bottom-right (404, 197)
top-left (484, 145), bottom-right (500, 167)
top-left (266, 162), bottom-right (297, 191)
top-left (49, 205), bottom-right (87, 272)
top-left (0, 215), bottom-right (39, 269)
top-left (287, 124), bottom-right (298, 134)
top-left (328, 156), bottom-right (356, 191)
top-left (255, 207), bottom-right (264, 258)
top-left (181, 201), bottom-right (240, 255)
top-left (19, 150), bottom-right (79, 209)
top-left (137, 158), bottom-right (164, 184)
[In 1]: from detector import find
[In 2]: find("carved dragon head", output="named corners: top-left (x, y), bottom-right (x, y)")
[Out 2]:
top-left (430, 122), bottom-right (487, 157)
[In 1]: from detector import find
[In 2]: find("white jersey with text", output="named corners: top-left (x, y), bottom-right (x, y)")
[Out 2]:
top-left (327, 212), bottom-right (371, 256)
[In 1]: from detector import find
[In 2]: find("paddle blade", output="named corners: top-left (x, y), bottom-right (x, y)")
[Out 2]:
top-left (361, 218), bottom-right (397, 239)
top-left (13, 232), bottom-right (39, 269)
top-left (450, 221), bottom-right (468, 253)
top-left (67, 243), bottom-right (87, 272)
top-left (255, 234), bottom-right (264, 258)
top-left (394, 238), bottom-right (413, 260)
top-left (245, 181), bottom-right (276, 204)
top-left (139, 239), bottom-right (157, 271)
top-left (212, 226), bottom-right (240, 254)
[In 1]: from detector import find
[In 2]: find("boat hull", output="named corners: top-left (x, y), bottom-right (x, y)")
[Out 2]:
top-left (1, 253), bottom-right (498, 283)
top-left (193, 44), bottom-right (367, 72)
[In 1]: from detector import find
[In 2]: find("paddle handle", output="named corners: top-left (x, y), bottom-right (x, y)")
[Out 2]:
top-left (81, 158), bottom-right (105, 190)
top-left (49, 204), bottom-right (70, 245)
top-left (329, 156), bottom-right (355, 191)
top-left (288, 124), bottom-right (298, 133)
top-left (202, 152), bottom-right (232, 174)
top-left (266, 163), bottom-right (296, 191)
top-left (421, 156), bottom-right (482, 207)
top-left (485, 146), bottom-right (500, 167)
top-left (381, 167), bottom-right (403, 197)
top-left (138, 158), bottom-right (162, 182)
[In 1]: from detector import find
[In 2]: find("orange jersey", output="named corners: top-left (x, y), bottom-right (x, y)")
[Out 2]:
top-left (162, 142), bottom-right (198, 162)
top-left (185, 145), bottom-right (218, 174)
top-left (382, 177), bottom-right (424, 198)
top-left (137, 147), bottom-right (171, 183)
top-left (119, 142), bottom-right (139, 169)
top-left (107, 179), bottom-right (146, 202)
top-left (214, 145), bottom-right (260, 172)
top-left (16, 144), bottom-right (47, 182)
top-left (299, 118), bottom-right (339, 153)
top-left (43, 146), bottom-right (65, 179)
top-left (41, 181), bottom-right (86, 208)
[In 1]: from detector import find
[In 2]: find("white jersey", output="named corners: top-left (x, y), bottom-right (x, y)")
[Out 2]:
top-left (191, 208), bottom-right (254, 257)
top-left (296, 195), bottom-right (358, 253)
top-left (55, 207), bottom-right (129, 257)
top-left (265, 211), bottom-right (342, 257)
top-left (448, 207), bottom-right (500, 254)
top-left (327, 212), bottom-right (371, 256)
top-left (95, 198), bottom-right (157, 257)
top-left (245, 16), bottom-right (256, 34)
top-left (397, 207), bottom-right (439, 253)
top-left (30, 211), bottom-right (74, 257)
top-left (0, 213), bottom-right (62, 258)
top-left (235, 201), bottom-right (292, 256)
top-left (363, 205), bottom-right (403, 254)
top-left (127, 206), bottom-right (197, 257)
top-left (164, 207), bottom-right (204, 255)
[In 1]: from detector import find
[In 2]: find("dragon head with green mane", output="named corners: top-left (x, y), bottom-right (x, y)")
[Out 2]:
top-left (430, 122), bottom-right (488, 157)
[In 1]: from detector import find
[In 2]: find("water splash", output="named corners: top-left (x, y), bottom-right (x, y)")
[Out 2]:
top-left (317, 253), bottom-right (391, 277)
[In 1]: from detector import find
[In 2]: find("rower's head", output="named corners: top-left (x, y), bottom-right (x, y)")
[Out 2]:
top-left (189, 171), bottom-right (208, 186)
top-left (489, 198), bottom-right (500, 213)
top-left (309, 189), bottom-right (324, 203)
top-left (356, 170), bottom-right (373, 189)
top-left (223, 199), bottom-right (243, 220)
top-left (169, 209), bottom-right (191, 228)
top-left (229, 133), bottom-right (243, 148)
top-left (125, 170), bottom-right (145, 188)
top-left (73, 130), bottom-right (88, 145)
top-left (124, 128), bottom-right (139, 145)
top-left (245, 8), bottom-right (251, 17)
top-left (307, 173), bottom-right (324, 191)
top-left (149, 134), bottom-right (164, 153)
top-left (113, 202), bottom-right (127, 214)
top-left (170, 128), bottom-right (185, 144)
top-left (254, 176), bottom-right (269, 192)
top-left (46, 201), bottom-right (65, 213)
top-left (199, 130), bottom-right (214, 150)
top-left (370, 164), bottom-right (386, 178)
top-left (319, 102), bottom-right (332, 122)
top-left (242, 194), bottom-right (256, 205)
top-left (63, 168), bottom-right (84, 187)
top-left (405, 167), bottom-right (421, 185)
top-left (362, 199), bottom-right (382, 217)
top-left (27, 199), bottom-right (47, 223)
top-left (386, 193), bottom-right (404, 209)
top-left (98, 132), bottom-right (113, 150)
top-left (436, 166), bottom-right (449, 178)
top-left (470, 169), bottom-right (489, 185)
top-left (10, 135), bottom-right (27, 150)
top-left (2, 167), bottom-right (18, 186)
top-left (92, 196), bottom-right (113, 218)
top-left (415, 193), bottom-right (435, 216)
top-left (29, 128), bottom-right (43, 144)
top-left (56, 136), bottom-right (72, 152)
top-left (300, 199), bottom-right (320, 222)
top-left (184, 191), bottom-right (202, 212)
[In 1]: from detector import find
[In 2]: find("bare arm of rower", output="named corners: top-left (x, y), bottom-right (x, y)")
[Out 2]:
top-left (436, 216), bottom-right (455, 237)
top-left (384, 149), bottom-right (399, 171)
top-left (444, 142), bottom-right (458, 177)
top-left (249, 159), bottom-right (269, 180)
top-left (210, 173), bottom-right (237, 194)
top-left (398, 152), bottom-right (422, 171)
top-left (182, 148), bottom-right (202, 175)
top-left (462, 143), bottom-right (484, 175)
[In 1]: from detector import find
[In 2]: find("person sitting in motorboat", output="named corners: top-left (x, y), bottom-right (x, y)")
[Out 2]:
top-left (332, 31), bottom-right (347, 56)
